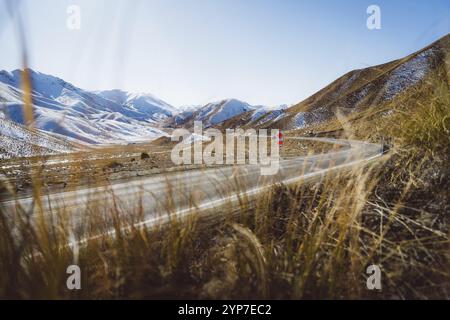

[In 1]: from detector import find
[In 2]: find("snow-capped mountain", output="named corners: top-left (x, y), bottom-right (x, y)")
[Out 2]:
top-left (176, 105), bottom-right (202, 113)
top-left (166, 105), bottom-right (200, 126)
top-left (198, 99), bottom-right (255, 126)
top-left (176, 99), bottom-right (256, 127)
top-left (97, 89), bottom-right (177, 122)
top-left (0, 69), bottom-right (172, 144)
top-left (190, 103), bottom-right (289, 129)
top-left (248, 104), bottom-right (289, 126)
top-left (170, 99), bottom-right (292, 129)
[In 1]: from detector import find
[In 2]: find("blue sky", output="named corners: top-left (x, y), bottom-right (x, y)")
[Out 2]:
top-left (0, 0), bottom-right (448, 107)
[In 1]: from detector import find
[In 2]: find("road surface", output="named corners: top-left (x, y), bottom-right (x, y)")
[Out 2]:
top-left (0, 137), bottom-right (382, 230)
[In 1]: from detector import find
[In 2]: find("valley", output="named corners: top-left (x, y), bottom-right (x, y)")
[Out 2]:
top-left (0, 33), bottom-right (448, 300)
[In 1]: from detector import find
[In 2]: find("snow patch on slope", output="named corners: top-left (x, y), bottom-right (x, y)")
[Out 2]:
top-left (292, 112), bottom-right (307, 129)
top-left (383, 49), bottom-right (434, 100)
top-left (0, 117), bottom-right (74, 159)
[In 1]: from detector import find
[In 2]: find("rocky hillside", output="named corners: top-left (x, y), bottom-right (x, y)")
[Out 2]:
top-left (223, 34), bottom-right (449, 132)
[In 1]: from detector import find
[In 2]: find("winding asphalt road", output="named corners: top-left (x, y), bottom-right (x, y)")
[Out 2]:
top-left (1, 137), bottom-right (382, 229)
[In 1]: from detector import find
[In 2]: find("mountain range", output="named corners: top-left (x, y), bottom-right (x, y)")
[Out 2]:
top-left (169, 100), bottom-right (288, 129)
top-left (0, 69), bottom-right (176, 145)
top-left (0, 70), bottom-right (286, 157)
top-left (0, 34), bottom-right (448, 159)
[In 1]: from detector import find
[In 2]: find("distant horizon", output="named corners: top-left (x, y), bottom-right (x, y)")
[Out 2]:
top-left (1, 0), bottom-right (448, 107)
